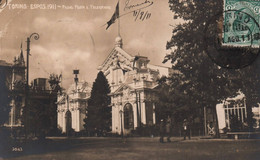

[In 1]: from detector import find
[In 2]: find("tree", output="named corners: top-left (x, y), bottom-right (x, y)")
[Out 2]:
top-left (48, 74), bottom-right (63, 134)
top-left (0, 68), bottom-right (11, 125)
top-left (164, 0), bottom-right (260, 135)
top-left (49, 74), bottom-right (62, 93)
top-left (154, 76), bottom-right (172, 122)
top-left (84, 71), bottom-right (111, 135)
top-left (22, 74), bottom-right (62, 139)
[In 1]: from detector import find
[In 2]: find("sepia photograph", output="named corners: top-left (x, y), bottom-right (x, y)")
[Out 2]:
top-left (0, 0), bottom-right (260, 159)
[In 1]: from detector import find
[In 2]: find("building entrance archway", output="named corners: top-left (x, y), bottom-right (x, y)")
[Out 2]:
top-left (65, 110), bottom-right (72, 133)
top-left (124, 103), bottom-right (134, 130)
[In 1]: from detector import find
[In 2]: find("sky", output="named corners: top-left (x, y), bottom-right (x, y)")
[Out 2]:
top-left (0, 0), bottom-right (180, 89)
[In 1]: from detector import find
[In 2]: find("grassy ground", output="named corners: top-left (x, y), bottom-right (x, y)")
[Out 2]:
top-left (1, 137), bottom-right (260, 160)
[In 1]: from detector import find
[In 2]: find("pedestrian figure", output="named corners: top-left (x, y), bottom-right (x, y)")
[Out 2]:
top-left (166, 117), bottom-right (172, 142)
top-left (183, 119), bottom-right (190, 140)
top-left (159, 119), bottom-right (165, 143)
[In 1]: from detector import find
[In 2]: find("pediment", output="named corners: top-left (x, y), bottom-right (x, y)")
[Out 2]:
top-left (98, 47), bottom-right (134, 75)
top-left (111, 84), bottom-right (134, 95)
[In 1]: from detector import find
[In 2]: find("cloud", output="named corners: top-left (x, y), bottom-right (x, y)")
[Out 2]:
top-left (0, 0), bottom-right (176, 89)
top-left (29, 43), bottom-right (91, 88)
top-left (27, 16), bottom-right (98, 79)
top-left (126, 38), bottom-right (149, 51)
top-left (33, 16), bottom-right (103, 36)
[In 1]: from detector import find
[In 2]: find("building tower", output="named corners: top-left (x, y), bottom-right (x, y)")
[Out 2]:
top-left (9, 43), bottom-right (26, 127)
top-left (73, 69), bottom-right (79, 90)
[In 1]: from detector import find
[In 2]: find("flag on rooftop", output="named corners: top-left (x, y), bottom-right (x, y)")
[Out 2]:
top-left (106, 2), bottom-right (119, 30)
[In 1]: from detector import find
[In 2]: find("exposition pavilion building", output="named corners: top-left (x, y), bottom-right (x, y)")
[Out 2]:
top-left (57, 78), bottom-right (91, 133)
top-left (98, 36), bottom-right (172, 135)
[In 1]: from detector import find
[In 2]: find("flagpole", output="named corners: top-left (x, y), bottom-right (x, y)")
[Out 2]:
top-left (118, 0), bottom-right (120, 37)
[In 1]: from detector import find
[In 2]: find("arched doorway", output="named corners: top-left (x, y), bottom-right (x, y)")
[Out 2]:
top-left (124, 103), bottom-right (134, 130)
top-left (65, 110), bottom-right (72, 134)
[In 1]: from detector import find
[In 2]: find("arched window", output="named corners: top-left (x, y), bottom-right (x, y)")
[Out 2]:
top-left (65, 110), bottom-right (72, 132)
top-left (124, 103), bottom-right (134, 129)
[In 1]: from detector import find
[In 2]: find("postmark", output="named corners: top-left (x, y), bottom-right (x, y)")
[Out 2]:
top-left (223, 0), bottom-right (260, 47)
top-left (204, 4), bottom-right (260, 69)
top-left (0, 0), bottom-right (8, 9)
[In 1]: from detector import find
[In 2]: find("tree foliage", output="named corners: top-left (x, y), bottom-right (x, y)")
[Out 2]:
top-left (49, 74), bottom-right (62, 93)
top-left (161, 0), bottom-right (260, 132)
top-left (84, 71), bottom-right (111, 134)
top-left (23, 74), bottom-right (62, 138)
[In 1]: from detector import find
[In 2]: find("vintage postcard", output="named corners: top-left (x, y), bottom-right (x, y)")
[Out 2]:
top-left (0, 0), bottom-right (259, 160)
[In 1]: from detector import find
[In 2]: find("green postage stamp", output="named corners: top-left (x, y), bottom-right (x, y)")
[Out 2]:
top-left (223, 0), bottom-right (260, 47)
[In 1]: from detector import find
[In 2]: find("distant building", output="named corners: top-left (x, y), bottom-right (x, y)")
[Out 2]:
top-left (0, 44), bottom-right (26, 128)
top-left (29, 77), bottom-right (59, 134)
top-left (0, 44), bottom-right (60, 136)
top-left (98, 36), bottom-right (172, 135)
top-left (57, 72), bottom-right (91, 133)
top-left (217, 92), bottom-right (260, 132)
top-left (31, 78), bottom-right (51, 91)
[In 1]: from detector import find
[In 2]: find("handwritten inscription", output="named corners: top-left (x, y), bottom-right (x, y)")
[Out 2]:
top-left (124, 0), bottom-right (153, 11)
top-left (133, 10), bottom-right (151, 21)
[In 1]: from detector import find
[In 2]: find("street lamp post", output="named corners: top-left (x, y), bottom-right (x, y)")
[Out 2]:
top-left (25, 33), bottom-right (40, 139)
top-left (26, 33), bottom-right (40, 88)
top-left (119, 110), bottom-right (123, 138)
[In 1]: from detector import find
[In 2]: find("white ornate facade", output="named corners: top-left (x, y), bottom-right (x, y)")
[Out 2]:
top-left (57, 80), bottom-right (91, 133)
top-left (98, 37), bottom-right (171, 135)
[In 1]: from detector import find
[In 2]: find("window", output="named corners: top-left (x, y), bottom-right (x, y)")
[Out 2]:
top-left (124, 103), bottom-right (134, 129)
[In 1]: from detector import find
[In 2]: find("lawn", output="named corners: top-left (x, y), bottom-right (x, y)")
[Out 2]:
top-left (1, 137), bottom-right (260, 160)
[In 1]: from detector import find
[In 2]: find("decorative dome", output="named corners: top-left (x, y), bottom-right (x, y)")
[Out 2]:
top-left (115, 36), bottom-right (123, 48)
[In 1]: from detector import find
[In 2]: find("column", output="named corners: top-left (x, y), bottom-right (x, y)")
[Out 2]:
top-left (153, 103), bottom-right (156, 125)
top-left (62, 111), bottom-right (66, 133)
top-left (76, 101), bottom-right (79, 131)
top-left (112, 104), bottom-right (116, 133)
top-left (141, 101), bottom-right (146, 125)
top-left (133, 102), bottom-right (138, 128)
top-left (118, 105), bottom-right (123, 134)
top-left (76, 109), bottom-right (80, 132)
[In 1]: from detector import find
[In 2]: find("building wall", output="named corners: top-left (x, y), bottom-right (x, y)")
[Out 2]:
top-left (216, 96), bottom-right (252, 132)
top-left (108, 66), bottom-right (166, 135)
top-left (216, 104), bottom-right (226, 132)
top-left (57, 81), bottom-right (90, 133)
top-left (99, 37), bottom-right (171, 135)
top-left (1, 50), bottom-right (26, 128)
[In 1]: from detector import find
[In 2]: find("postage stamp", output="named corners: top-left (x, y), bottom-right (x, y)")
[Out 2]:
top-left (204, 10), bottom-right (260, 69)
top-left (223, 0), bottom-right (260, 47)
